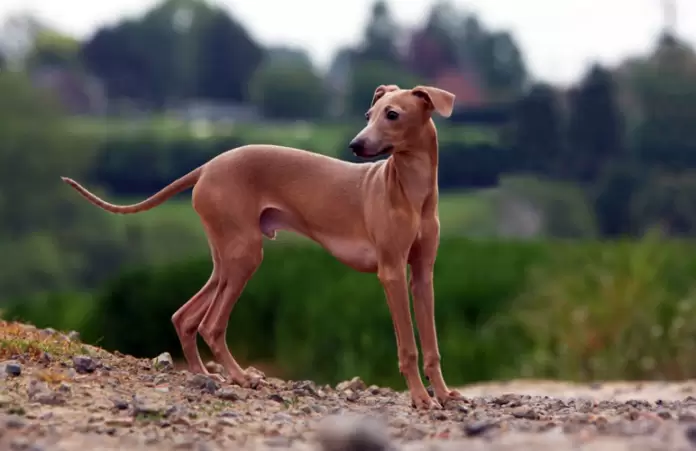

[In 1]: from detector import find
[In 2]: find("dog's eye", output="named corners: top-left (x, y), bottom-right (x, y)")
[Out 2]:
top-left (386, 110), bottom-right (399, 121)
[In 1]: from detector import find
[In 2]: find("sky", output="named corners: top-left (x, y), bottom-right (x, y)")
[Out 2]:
top-left (0, 0), bottom-right (695, 86)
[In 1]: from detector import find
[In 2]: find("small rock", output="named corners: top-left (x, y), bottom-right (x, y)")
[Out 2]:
top-left (218, 417), bottom-right (237, 427)
top-left (269, 393), bottom-right (286, 404)
top-left (312, 404), bottom-right (329, 414)
top-left (345, 390), bottom-right (360, 402)
top-left (187, 374), bottom-right (219, 394)
top-left (205, 361), bottom-right (224, 375)
top-left (293, 380), bottom-right (321, 398)
top-left (315, 414), bottom-right (391, 451)
top-left (431, 411), bottom-right (448, 421)
top-left (4, 361), bottom-right (22, 377)
top-left (5, 416), bottom-right (26, 429)
top-left (113, 399), bottom-right (129, 410)
top-left (67, 330), bottom-right (81, 341)
top-left (657, 409), bottom-right (672, 420)
top-left (219, 411), bottom-right (239, 418)
top-left (133, 403), bottom-right (163, 418)
top-left (10, 437), bottom-right (30, 450)
top-left (58, 382), bottom-right (72, 394)
top-left (511, 407), bottom-right (540, 420)
top-left (35, 391), bottom-right (67, 406)
top-left (336, 376), bottom-right (367, 393)
top-left (39, 352), bottom-right (52, 365)
top-left (686, 425), bottom-right (696, 445)
top-left (106, 418), bottom-right (134, 428)
top-left (73, 355), bottom-right (97, 374)
top-left (403, 424), bottom-right (429, 441)
top-left (272, 413), bottom-right (293, 424)
top-left (42, 328), bottom-right (57, 336)
top-left (463, 420), bottom-right (497, 437)
top-left (153, 352), bottom-right (174, 371)
top-left (27, 379), bottom-right (50, 399)
top-left (266, 437), bottom-right (293, 447)
top-left (0, 395), bottom-right (12, 407)
top-left (217, 388), bottom-right (242, 401)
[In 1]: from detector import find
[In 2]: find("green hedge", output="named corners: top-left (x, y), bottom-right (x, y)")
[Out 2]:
top-left (3, 238), bottom-right (546, 387)
top-left (79, 121), bottom-right (507, 197)
top-left (8, 235), bottom-right (695, 387)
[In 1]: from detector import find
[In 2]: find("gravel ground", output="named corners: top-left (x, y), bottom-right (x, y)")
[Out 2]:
top-left (2, 320), bottom-right (696, 451)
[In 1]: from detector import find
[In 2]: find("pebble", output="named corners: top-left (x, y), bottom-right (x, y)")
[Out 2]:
top-left (336, 376), bottom-right (367, 393)
top-left (217, 388), bottom-right (242, 401)
top-left (315, 414), bottom-right (392, 451)
top-left (4, 361), bottom-right (22, 377)
top-left (72, 355), bottom-right (98, 374)
top-left (187, 374), bottom-right (219, 394)
top-left (153, 352), bottom-right (174, 371)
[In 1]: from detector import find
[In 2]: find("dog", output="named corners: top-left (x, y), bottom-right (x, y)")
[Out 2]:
top-left (61, 84), bottom-right (461, 409)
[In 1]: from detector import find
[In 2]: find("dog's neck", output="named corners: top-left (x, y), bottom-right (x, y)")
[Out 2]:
top-left (385, 121), bottom-right (439, 210)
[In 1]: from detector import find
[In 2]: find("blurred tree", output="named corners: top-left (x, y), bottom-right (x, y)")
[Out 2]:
top-left (265, 46), bottom-right (313, 68)
top-left (354, 0), bottom-right (401, 66)
top-left (0, 72), bottom-right (128, 300)
top-left (405, 4), bottom-right (527, 101)
top-left (472, 30), bottom-right (527, 101)
top-left (80, 0), bottom-right (261, 107)
top-left (630, 171), bottom-right (696, 237)
top-left (25, 29), bottom-right (80, 71)
top-left (510, 82), bottom-right (567, 177)
top-left (193, 5), bottom-right (263, 102)
top-left (80, 20), bottom-right (161, 106)
top-left (631, 34), bottom-right (696, 170)
top-left (565, 63), bottom-right (626, 183)
top-left (406, 0), bottom-right (459, 78)
top-left (591, 162), bottom-right (645, 237)
top-left (249, 59), bottom-right (328, 120)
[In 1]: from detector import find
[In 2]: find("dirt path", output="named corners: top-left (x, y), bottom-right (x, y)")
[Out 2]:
top-left (1, 320), bottom-right (696, 451)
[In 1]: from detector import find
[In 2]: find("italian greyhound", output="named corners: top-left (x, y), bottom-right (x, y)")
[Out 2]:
top-left (61, 84), bottom-right (461, 409)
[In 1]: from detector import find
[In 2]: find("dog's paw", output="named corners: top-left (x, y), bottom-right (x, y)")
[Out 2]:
top-left (435, 389), bottom-right (466, 408)
top-left (411, 390), bottom-right (442, 410)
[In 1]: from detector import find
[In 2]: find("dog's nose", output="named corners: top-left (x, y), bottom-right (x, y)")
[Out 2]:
top-left (349, 139), bottom-right (365, 154)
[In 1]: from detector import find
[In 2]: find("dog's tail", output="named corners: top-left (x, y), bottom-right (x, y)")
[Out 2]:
top-left (61, 166), bottom-right (203, 214)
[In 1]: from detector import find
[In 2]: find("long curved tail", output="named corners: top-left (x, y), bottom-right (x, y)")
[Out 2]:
top-left (61, 166), bottom-right (203, 214)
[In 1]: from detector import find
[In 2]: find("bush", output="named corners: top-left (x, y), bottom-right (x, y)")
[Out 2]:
top-left (494, 232), bottom-right (696, 381)
top-left (9, 238), bottom-right (548, 388)
top-left (8, 236), bottom-right (696, 387)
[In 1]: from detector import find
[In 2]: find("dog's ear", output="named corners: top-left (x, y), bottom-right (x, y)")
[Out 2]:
top-left (410, 86), bottom-right (456, 118)
top-left (370, 84), bottom-right (400, 106)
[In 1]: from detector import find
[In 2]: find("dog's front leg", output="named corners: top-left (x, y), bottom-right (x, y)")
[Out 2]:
top-left (378, 257), bottom-right (440, 409)
top-left (410, 258), bottom-right (463, 406)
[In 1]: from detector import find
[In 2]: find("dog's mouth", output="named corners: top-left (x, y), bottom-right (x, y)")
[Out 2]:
top-left (353, 144), bottom-right (394, 159)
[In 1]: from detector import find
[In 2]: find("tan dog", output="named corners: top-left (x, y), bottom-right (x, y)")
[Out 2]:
top-left (61, 84), bottom-right (461, 409)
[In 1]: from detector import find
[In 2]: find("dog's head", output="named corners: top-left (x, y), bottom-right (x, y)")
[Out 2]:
top-left (348, 84), bottom-right (456, 159)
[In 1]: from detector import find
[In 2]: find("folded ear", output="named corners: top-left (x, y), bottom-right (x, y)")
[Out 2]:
top-left (410, 86), bottom-right (456, 118)
top-left (370, 84), bottom-right (400, 106)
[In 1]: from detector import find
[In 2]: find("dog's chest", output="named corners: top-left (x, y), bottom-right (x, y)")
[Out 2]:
top-left (316, 235), bottom-right (378, 273)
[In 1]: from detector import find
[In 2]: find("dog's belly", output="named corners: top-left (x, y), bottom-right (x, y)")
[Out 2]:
top-left (316, 235), bottom-right (378, 273)
top-left (259, 207), bottom-right (377, 273)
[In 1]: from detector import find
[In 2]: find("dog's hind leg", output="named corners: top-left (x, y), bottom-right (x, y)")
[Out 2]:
top-left (171, 237), bottom-right (223, 380)
top-left (197, 226), bottom-right (264, 388)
